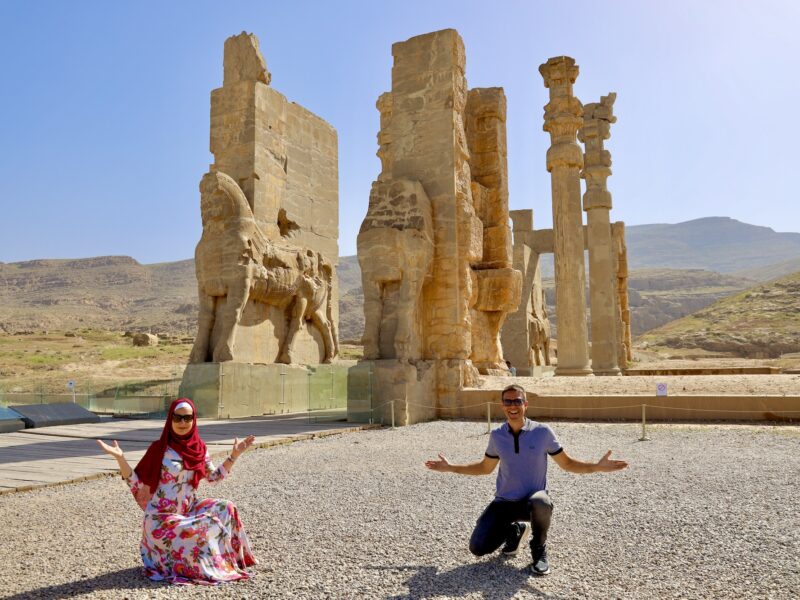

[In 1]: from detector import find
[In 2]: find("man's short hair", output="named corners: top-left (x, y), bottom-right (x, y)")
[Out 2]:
top-left (501, 384), bottom-right (526, 401)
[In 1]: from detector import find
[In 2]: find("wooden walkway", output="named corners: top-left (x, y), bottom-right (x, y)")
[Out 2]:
top-left (0, 414), bottom-right (376, 494)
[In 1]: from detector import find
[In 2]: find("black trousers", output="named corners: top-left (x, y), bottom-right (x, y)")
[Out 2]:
top-left (469, 490), bottom-right (553, 556)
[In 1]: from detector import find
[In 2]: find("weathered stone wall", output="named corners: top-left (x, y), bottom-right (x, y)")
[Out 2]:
top-left (465, 88), bottom-right (520, 374)
top-left (354, 29), bottom-right (521, 423)
top-left (197, 32), bottom-right (339, 365)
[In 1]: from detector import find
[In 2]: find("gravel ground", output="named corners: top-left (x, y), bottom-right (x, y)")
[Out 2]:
top-left (480, 374), bottom-right (800, 396)
top-left (1, 421), bottom-right (798, 599)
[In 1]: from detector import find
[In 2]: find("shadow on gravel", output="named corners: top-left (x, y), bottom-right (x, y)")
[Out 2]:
top-left (2, 567), bottom-right (161, 599)
top-left (370, 561), bottom-right (564, 599)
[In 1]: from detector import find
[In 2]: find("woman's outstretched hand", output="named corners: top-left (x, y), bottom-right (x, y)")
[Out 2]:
top-left (96, 439), bottom-right (133, 478)
top-left (231, 435), bottom-right (256, 460)
top-left (96, 438), bottom-right (124, 459)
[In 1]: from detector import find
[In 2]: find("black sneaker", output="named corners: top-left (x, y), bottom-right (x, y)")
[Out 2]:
top-left (530, 544), bottom-right (550, 576)
top-left (501, 522), bottom-right (530, 556)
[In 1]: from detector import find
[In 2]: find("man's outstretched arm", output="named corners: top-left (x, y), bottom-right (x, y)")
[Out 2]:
top-left (425, 453), bottom-right (499, 476)
top-left (551, 449), bottom-right (628, 474)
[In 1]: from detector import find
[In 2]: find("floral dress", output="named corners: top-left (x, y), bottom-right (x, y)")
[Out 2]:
top-left (124, 447), bottom-right (257, 585)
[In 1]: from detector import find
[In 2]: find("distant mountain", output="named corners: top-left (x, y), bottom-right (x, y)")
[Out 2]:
top-left (536, 217), bottom-right (800, 277)
top-left (639, 271), bottom-right (800, 357)
top-left (335, 261), bottom-right (757, 342)
top-left (2, 217), bottom-right (798, 340)
top-left (624, 217), bottom-right (800, 272)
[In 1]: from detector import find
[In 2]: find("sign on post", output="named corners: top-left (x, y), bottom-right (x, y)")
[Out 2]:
top-left (67, 380), bottom-right (76, 403)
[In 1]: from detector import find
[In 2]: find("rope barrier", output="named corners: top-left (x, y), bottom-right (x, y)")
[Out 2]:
top-left (640, 405), bottom-right (800, 414)
top-left (363, 401), bottom-right (800, 415)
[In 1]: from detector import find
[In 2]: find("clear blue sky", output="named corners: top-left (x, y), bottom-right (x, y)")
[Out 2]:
top-left (1, 0), bottom-right (798, 264)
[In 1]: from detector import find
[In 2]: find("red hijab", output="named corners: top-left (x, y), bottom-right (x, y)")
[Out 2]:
top-left (133, 398), bottom-right (207, 508)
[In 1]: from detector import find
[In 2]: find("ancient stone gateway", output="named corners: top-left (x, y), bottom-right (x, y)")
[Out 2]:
top-left (181, 32), bottom-right (340, 417)
top-left (352, 29), bottom-right (521, 425)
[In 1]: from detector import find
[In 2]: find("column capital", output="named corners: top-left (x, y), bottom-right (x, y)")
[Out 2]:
top-left (580, 92), bottom-right (617, 211)
top-left (539, 56), bottom-right (579, 91)
top-left (541, 57), bottom-right (584, 173)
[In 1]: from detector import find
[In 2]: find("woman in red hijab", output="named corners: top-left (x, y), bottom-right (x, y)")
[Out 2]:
top-left (97, 398), bottom-right (257, 585)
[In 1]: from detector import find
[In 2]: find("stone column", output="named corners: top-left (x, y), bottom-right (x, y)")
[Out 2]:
top-left (580, 93), bottom-right (620, 375)
top-left (501, 210), bottom-right (536, 375)
top-left (612, 221), bottom-right (633, 366)
top-left (539, 57), bottom-right (592, 376)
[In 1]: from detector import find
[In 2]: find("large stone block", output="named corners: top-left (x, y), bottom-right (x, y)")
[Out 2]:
top-left (347, 360), bottom-right (436, 425)
top-left (480, 225), bottom-right (513, 269)
top-left (223, 32), bottom-right (270, 85)
top-left (473, 268), bottom-right (522, 312)
top-left (180, 362), bottom-right (312, 419)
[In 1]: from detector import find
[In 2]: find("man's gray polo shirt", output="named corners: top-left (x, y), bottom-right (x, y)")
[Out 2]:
top-left (485, 418), bottom-right (562, 501)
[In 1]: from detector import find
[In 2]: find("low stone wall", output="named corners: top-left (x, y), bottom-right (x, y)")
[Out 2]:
top-left (456, 389), bottom-right (800, 422)
top-left (623, 367), bottom-right (781, 376)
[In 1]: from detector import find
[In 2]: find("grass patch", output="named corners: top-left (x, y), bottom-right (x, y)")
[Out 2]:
top-left (338, 344), bottom-right (363, 360)
top-left (100, 346), bottom-right (162, 361)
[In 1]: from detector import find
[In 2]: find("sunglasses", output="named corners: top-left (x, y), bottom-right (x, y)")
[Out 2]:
top-left (501, 398), bottom-right (525, 407)
top-left (171, 413), bottom-right (194, 423)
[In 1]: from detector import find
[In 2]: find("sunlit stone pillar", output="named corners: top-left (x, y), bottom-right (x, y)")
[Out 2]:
top-left (539, 56), bottom-right (592, 376)
top-left (580, 93), bottom-right (620, 375)
top-left (612, 221), bottom-right (633, 366)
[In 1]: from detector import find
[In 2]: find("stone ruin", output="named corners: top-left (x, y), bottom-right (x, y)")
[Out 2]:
top-left (180, 32), bottom-right (340, 417)
top-left (354, 29), bottom-right (522, 425)
top-left (175, 29), bottom-right (633, 421)
top-left (353, 35), bottom-right (634, 423)
top-left (188, 32), bottom-right (339, 367)
top-left (501, 59), bottom-right (632, 377)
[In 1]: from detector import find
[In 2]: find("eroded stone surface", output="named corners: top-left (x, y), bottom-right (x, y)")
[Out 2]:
top-left (540, 56), bottom-right (592, 376)
top-left (580, 93), bottom-right (621, 375)
top-left (190, 32), bottom-right (339, 366)
top-left (501, 210), bottom-right (551, 375)
top-left (356, 30), bottom-right (520, 421)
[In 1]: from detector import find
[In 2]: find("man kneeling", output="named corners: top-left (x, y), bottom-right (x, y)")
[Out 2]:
top-left (425, 384), bottom-right (628, 575)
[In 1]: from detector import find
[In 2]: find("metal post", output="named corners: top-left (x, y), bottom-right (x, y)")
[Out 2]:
top-left (280, 364), bottom-right (286, 413)
top-left (330, 366), bottom-right (334, 410)
top-left (307, 368), bottom-right (312, 424)
top-left (368, 365), bottom-right (373, 425)
top-left (390, 400), bottom-right (395, 429)
top-left (639, 404), bottom-right (650, 441)
top-left (487, 402), bottom-right (492, 434)
top-left (219, 362), bottom-right (225, 416)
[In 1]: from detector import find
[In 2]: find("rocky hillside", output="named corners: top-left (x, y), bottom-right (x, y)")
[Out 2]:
top-left (535, 217), bottom-right (800, 278)
top-left (623, 217), bottom-right (800, 273)
top-left (0, 255), bottom-right (768, 342)
top-left (638, 271), bottom-right (800, 358)
top-left (2, 216), bottom-right (797, 340)
top-left (0, 257), bottom-right (197, 334)
top-left (338, 258), bottom-right (755, 342)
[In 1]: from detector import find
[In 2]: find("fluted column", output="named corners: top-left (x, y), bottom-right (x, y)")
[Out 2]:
top-left (539, 56), bottom-right (592, 376)
top-left (580, 93), bottom-right (620, 375)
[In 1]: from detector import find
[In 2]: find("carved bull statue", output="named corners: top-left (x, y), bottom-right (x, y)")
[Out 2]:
top-left (189, 170), bottom-right (338, 364)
